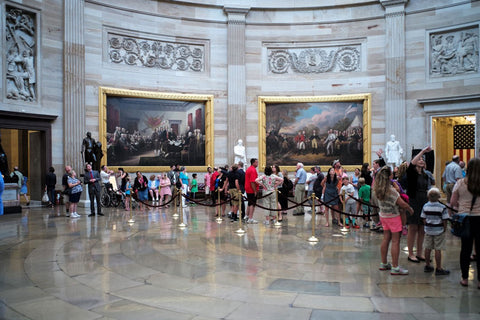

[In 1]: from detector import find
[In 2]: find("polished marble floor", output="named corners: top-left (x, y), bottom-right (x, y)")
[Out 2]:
top-left (0, 202), bottom-right (479, 320)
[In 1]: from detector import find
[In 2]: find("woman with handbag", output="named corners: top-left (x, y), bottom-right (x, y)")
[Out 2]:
top-left (450, 157), bottom-right (480, 288)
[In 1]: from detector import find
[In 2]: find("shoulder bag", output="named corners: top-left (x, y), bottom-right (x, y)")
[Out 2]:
top-left (450, 195), bottom-right (476, 238)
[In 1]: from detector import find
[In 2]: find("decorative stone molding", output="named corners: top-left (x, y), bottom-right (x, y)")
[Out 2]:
top-left (107, 33), bottom-right (205, 72)
top-left (5, 6), bottom-right (37, 102)
top-left (267, 46), bottom-right (361, 74)
top-left (429, 25), bottom-right (479, 78)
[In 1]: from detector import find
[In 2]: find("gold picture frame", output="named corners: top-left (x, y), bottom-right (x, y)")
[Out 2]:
top-left (258, 93), bottom-right (371, 173)
top-left (99, 87), bottom-right (214, 173)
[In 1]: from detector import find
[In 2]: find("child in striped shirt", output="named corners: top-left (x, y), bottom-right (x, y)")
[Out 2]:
top-left (420, 187), bottom-right (450, 275)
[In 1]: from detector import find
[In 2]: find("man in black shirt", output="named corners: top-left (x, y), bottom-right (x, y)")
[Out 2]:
top-left (227, 164), bottom-right (240, 221)
top-left (237, 161), bottom-right (246, 220)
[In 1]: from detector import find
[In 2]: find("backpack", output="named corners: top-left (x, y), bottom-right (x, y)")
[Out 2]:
top-left (313, 173), bottom-right (324, 196)
top-left (283, 177), bottom-right (293, 192)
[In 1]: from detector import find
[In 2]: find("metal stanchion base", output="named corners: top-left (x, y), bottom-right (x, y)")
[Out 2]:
top-left (235, 228), bottom-right (245, 235)
top-left (308, 236), bottom-right (319, 242)
top-left (127, 218), bottom-right (135, 224)
top-left (178, 222), bottom-right (187, 228)
top-left (215, 217), bottom-right (223, 223)
top-left (274, 221), bottom-right (282, 228)
top-left (340, 226), bottom-right (349, 232)
top-left (172, 213), bottom-right (179, 218)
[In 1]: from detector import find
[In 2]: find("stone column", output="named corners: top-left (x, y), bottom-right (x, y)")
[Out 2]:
top-left (64, 0), bottom-right (85, 172)
top-left (224, 6), bottom-right (250, 164)
top-left (380, 0), bottom-right (408, 149)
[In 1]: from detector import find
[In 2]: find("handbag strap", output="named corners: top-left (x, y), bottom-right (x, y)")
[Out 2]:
top-left (470, 195), bottom-right (477, 214)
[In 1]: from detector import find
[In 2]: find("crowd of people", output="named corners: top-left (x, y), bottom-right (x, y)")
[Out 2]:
top-left (5, 143), bottom-right (476, 289)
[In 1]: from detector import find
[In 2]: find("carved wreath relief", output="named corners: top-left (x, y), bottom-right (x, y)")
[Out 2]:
top-left (268, 46), bottom-right (361, 74)
top-left (5, 6), bottom-right (36, 102)
top-left (429, 26), bottom-right (479, 77)
top-left (108, 34), bottom-right (205, 72)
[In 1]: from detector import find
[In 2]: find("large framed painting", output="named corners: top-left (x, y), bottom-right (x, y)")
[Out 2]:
top-left (258, 94), bottom-right (371, 172)
top-left (99, 87), bottom-right (214, 172)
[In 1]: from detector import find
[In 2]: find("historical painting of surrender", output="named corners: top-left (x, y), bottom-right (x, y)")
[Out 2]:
top-left (258, 94), bottom-right (371, 170)
top-left (99, 87), bottom-right (214, 172)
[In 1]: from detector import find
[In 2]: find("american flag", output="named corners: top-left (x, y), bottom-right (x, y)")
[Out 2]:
top-left (453, 124), bottom-right (475, 163)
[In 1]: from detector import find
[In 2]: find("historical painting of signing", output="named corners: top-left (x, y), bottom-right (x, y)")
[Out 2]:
top-left (258, 94), bottom-right (371, 171)
top-left (99, 87), bottom-right (214, 172)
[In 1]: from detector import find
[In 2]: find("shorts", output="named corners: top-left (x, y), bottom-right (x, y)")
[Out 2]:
top-left (69, 192), bottom-right (81, 203)
top-left (247, 193), bottom-right (257, 206)
top-left (362, 204), bottom-right (370, 215)
top-left (137, 189), bottom-right (148, 201)
top-left (205, 185), bottom-right (210, 195)
top-left (229, 188), bottom-right (239, 202)
top-left (424, 233), bottom-right (446, 250)
top-left (380, 215), bottom-right (402, 233)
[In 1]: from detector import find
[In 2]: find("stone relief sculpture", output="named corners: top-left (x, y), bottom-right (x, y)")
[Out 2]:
top-left (268, 46), bottom-right (360, 74)
top-left (430, 27), bottom-right (479, 77)
top-left (108, 34), bottom-right (205, 72)
top-left (5, 6), bottom-right (36, 102)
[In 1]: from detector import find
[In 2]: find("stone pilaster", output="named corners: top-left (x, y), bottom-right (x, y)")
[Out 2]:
top-left (380, 0), bottom-right (408, 150)
top-left (224, 6), bottom-right (250, 164)
top-left (64, 0), bottom-right (86, 172)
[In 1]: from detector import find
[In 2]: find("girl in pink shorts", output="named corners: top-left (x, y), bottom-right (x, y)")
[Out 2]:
top-left (374, 166), bottom-right (413, 275)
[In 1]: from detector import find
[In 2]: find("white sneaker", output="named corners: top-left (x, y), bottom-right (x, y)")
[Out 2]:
top-left (248, 219), bottom-right (258, 224)
top-left (73, 212), bottom-right (81, 218)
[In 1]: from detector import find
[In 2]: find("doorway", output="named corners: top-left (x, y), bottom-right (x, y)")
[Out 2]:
top-left (0, 129), bottom-right (45, 202)
top-left (0, 111), bottom-right (56, 203)
top-left (431, 114), bottom-right (476, 187)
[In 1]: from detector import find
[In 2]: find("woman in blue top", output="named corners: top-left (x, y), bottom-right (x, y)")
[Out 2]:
top-left (179, 167), bottom-right (189, 207)
top-left (148, 174), bottom-right (159, 202)
top-left (67, 170), bottom-right (83, 218)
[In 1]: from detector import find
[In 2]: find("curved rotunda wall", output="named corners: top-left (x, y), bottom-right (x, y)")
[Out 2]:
top-left (82, 0), bottom-right (479, 168)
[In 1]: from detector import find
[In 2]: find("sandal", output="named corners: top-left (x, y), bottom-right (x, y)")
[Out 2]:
top-left (408, 256), bottom-right (420, 263)
top-left (460, 279), bottom-right (468, 287)
top-left (324, 223), bottom-right (330, 227)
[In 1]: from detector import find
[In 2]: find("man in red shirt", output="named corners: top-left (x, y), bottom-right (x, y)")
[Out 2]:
top-left (210, 167), bottom-right (219, 204)
top-left (245, 158), bottom-right (259, 223)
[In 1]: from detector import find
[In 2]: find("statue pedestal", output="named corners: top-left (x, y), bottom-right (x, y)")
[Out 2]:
top-left (3, 183), bottom-right (22, 214)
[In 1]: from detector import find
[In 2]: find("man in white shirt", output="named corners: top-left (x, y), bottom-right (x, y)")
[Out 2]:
top-left (306, 167), bottom-right (317, 209)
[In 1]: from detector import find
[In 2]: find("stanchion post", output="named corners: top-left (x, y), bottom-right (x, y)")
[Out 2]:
top-left (235, 189), bottom-right (245, 235)
top-left (172, 188), bottom-right (179, 218)
top-left (308, 193), bottom-right (318, 242)
top-left (339, 190), bottom-right (349, 232)
top-left (215, 187), bottom-right (222, 223)
top-left (127, 193), bottom-right (135, 224)
top-left (178, 188), bottom-right (186, 228)
top-left (274, 188), bottom-right (281, 227)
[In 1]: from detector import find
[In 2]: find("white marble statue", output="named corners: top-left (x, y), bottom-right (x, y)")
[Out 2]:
top-left (234, 139), bottom-right (246, 164)
top-left (385, 134), bottom-right (403, 168)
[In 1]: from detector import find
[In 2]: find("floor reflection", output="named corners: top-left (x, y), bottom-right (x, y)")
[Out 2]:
top-left (0, 204), bottom-right (479, 320)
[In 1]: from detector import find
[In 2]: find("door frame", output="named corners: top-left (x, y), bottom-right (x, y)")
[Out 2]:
top-left (0, 111), bottom-right (57, 192)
